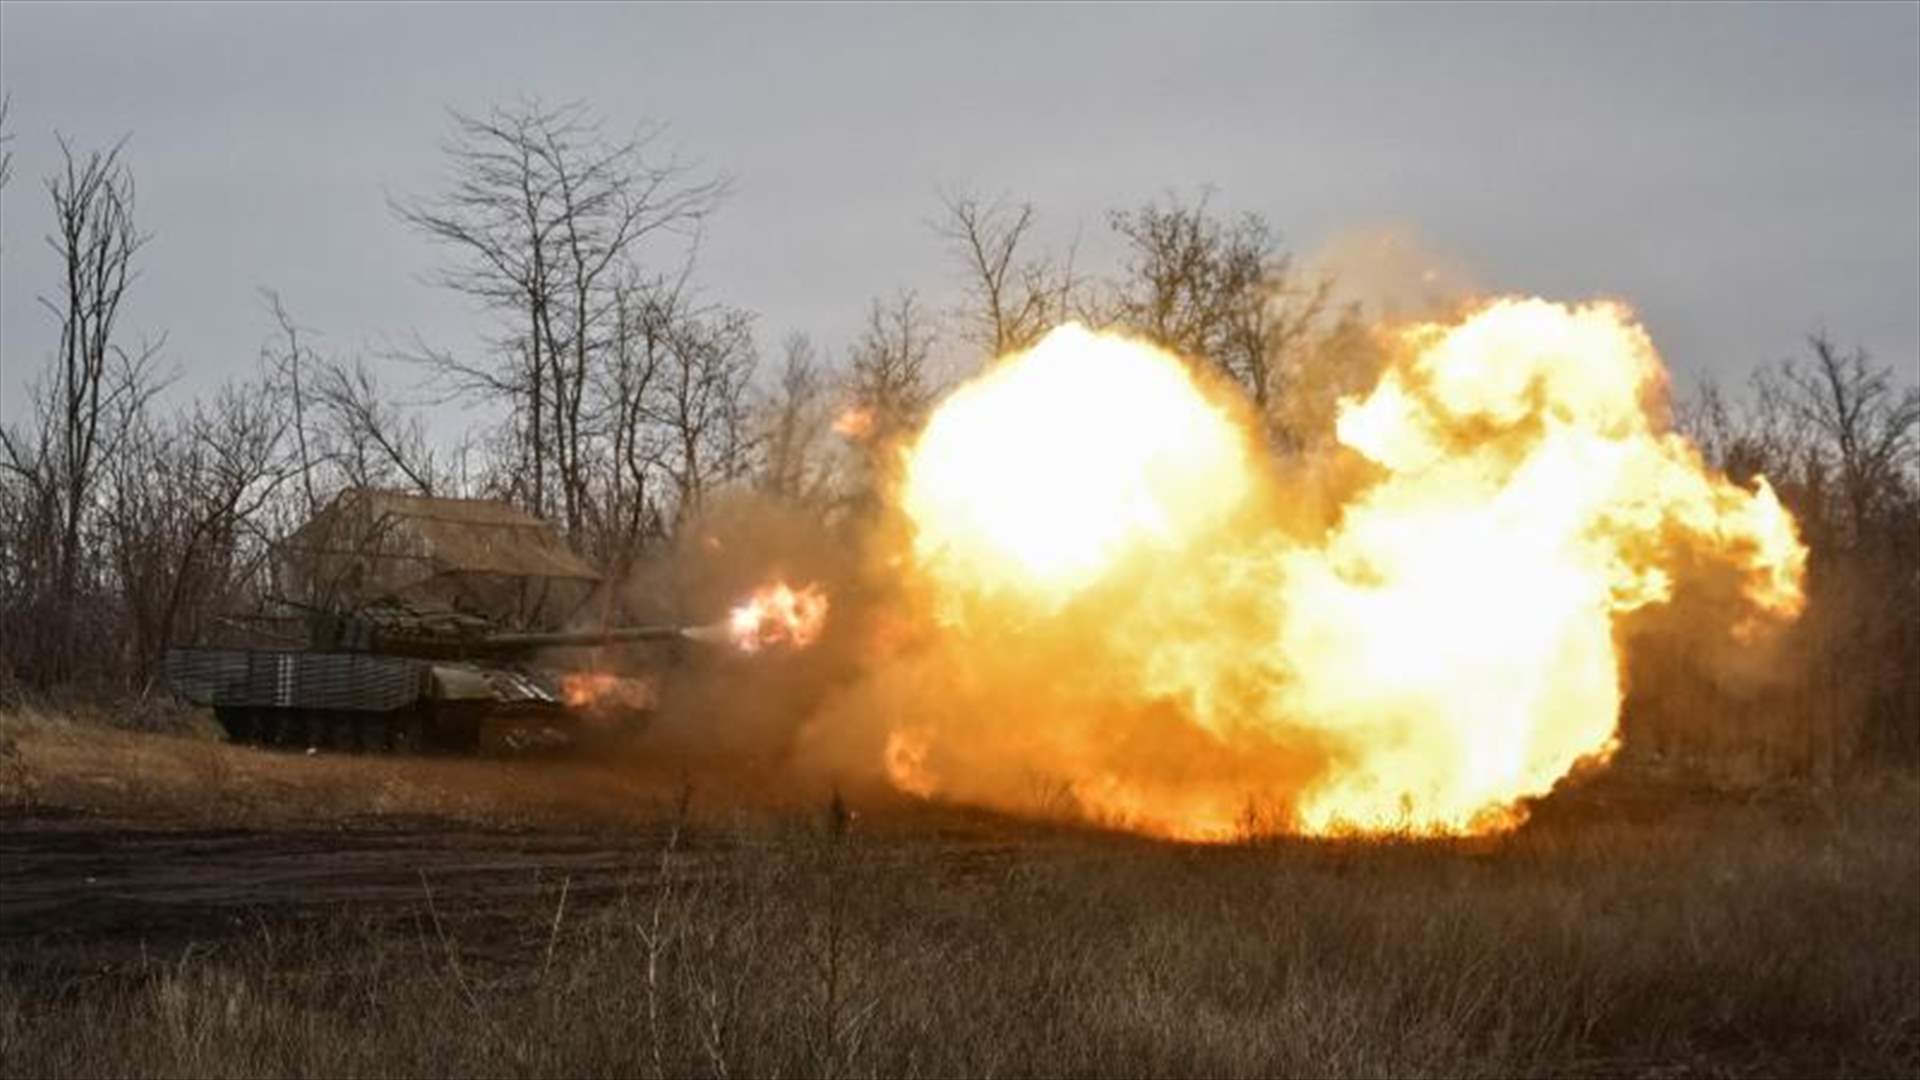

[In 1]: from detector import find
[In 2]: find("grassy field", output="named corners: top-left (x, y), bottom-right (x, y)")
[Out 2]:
top-left (1, 706), bottom-right (1916, 1079)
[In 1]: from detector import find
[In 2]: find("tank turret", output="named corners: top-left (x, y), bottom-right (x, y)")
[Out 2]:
top-left (303, 598), bottom-right (690, 660)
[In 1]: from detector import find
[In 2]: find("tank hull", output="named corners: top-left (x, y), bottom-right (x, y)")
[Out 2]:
top-left (167, 647), bottom-right (639, 755)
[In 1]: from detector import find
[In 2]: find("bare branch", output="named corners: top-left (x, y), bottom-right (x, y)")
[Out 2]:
top-left (391, 98), bottom-right (730, 533)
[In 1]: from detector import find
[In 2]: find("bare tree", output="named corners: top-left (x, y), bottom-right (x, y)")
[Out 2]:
top-left (592, 272), bottom-right (668, 561)
top-left (936, 191), bottom-right (1078, 357)
top-left (1771, 333), bottom-right (1920, 545)
top-left (640, 284), bottom-right (760, 529)
top-left (1679, 374), bottom-right (1812, 494)
top-left (0, 94), bottom-right (14, 199)
top-left (310, 358), bottom-right (441, 495)
top-left (392, 98), bottom-right (727, 531)
top-left (814, 291), bottom-right (938, 518)
top-left (848, 291), bottom-right (936, 450)
top-left (259, 288), bottom-right (322, 514)
top-left (1109, 194), bottom-right (1254, 360)
top-left (758, 332), bottom-right (837, 504)
top-left (1109, 194), bottom-right (1329, 419)
top-left (105, 379), bottom-right (293, 680)
top-left (0, 136), bottom-right (166, 681)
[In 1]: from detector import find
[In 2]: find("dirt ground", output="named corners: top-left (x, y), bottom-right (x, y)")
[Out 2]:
top-left (2, 707), bottom-right (1916, 1079)
top-left (0, 705), bottom-right (1041, 974)
top-left (0, 701), bottom-right (1862, 969)
top-left (0, 810), bottom-right (1043, 970)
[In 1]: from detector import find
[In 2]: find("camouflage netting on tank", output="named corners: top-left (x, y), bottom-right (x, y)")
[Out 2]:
top-left (277, 490), bottom-right (601, 629)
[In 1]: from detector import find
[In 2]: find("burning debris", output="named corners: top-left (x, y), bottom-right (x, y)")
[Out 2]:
top-left (558, 671), bottom-right (659, 712)
top-left (806, 302), bottom-right (1808, 840)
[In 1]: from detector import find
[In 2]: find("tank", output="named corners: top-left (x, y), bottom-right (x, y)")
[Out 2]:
top-left (163, 489), bottom-right (689, 754)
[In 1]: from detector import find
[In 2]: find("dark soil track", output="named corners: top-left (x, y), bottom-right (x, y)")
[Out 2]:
top-left (0, 812), bottom-right (699, 962)
top-left (0, 805), bottom-right (1032, 974)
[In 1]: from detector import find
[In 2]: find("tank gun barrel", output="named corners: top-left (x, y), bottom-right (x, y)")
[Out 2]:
top-left (469, 625), bottom-right (693, 651)
top-left (365, 624), bottom-right (693, 660)
top-left (306, 610), bottom-right (698, 659)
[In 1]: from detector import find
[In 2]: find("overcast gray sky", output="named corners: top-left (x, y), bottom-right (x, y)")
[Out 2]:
top-left (2, 2), bottom-right (1916, 430)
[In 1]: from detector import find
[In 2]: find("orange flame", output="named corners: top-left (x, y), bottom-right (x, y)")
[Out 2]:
top-left (728, 581), bottom-right (830, 653)
top-left (884, 728), bottom-right (937, 798)
top-left (833, 406), bottom-right (876, 440)
top-left (845, 306), bottom-right (1808, 840)
top-left (559, 671), bottom-right (657, 711)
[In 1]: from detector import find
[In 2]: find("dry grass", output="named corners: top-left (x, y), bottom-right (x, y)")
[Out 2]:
top-left (1, 707), bottom-right (1916, 1079)
top-left (0, 705), bottom-right (810, 831)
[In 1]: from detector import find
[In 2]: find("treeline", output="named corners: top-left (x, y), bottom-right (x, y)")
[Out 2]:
top-left (1643, 334), bottom-right (1920, 773)
top-left (0, 98), bottom-right (1914, 771)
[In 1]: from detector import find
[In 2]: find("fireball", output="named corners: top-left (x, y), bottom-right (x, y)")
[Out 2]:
top-left (839, 303), bottom-right (1806, 840)
top-left (902, 324), bottom-right (1254, 609)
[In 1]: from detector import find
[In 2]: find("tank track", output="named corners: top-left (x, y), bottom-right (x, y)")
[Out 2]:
top-left (214, 706), bottom-right (483, 754)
